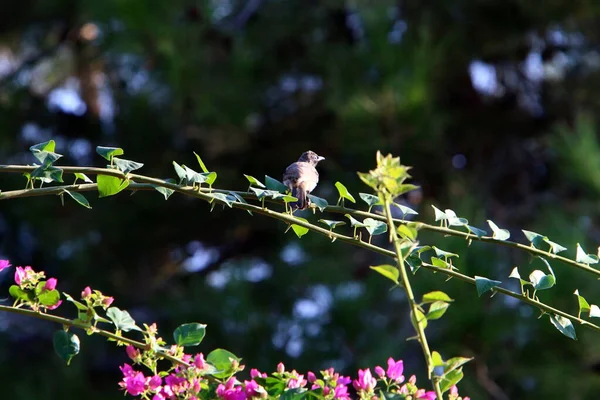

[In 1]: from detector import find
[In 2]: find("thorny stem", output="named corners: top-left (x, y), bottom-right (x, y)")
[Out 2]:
top-left (1, 165), bottom-right (600, 338)
top-left (382, 195), bottom-right (443, 399)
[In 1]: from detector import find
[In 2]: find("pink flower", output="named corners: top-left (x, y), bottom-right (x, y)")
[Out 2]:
top-left (44, 278), bottom-right (57, 291)
top-left (334, 384), bottom-right (350, 399)
top-left (386, 358), bottom-right (404, 382)
top-left (15, 266), bottom-right (33, 285)
top-left (287, 374), bottom-right (306, 389)
top-left (103, 296), bottom-right (114, 307)
top-left (126, 345), bottom-right (140, 361)
top-left (244, 380), bottom-right (260, 397)
top-left (277, 362), bottom-right (285, 373)
top-left (81, 286), bottom-right (92, 299)
top-left (194, 353), bottom-right (206, 369)
top-left (119, 364), bottom-right (147, 396)
top-left (165, 374), bottom-right (187, 395)
top-left (216, 378), bottom-right (246, 400)
top-left (450, 386), bottom-right (458, 396)
top-left (416, 389), bottom-right (437, 400)
top-left (409, 375), bottom-right (417, 385)
top-left (147, 375), bottom-right (162, 391)
top-left (374, 365), bottom-right (385, 378)
top-left (0, 260), bottom-right (11, 272)
top-left (352, 368), bottom-right (376, 393)
top-left (46, 300), bottom-right (62, 310)
top-left (250, 369), bottom-right (266, 378)
top-left (307, 371), bottom-right (316, 383)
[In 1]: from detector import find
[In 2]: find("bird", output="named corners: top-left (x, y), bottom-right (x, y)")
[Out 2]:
top-left (283, 150), bottom-right (325, 210)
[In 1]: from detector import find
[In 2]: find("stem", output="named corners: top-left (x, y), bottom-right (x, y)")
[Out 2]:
top-left (382, 195), bottom-right (443, 399)
top-left (0, 304), bottom-right (190, 367)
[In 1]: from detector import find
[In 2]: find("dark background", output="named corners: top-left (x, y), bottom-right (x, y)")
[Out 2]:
top-left (1, 1), bottom-right (600, 399)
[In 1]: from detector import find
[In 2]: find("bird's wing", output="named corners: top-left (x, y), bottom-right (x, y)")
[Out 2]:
top-left (283, 162), bottom-right (319, 191)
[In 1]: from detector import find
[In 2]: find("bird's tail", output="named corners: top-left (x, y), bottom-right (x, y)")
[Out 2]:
top-left (291, 187), bottom-right (308, 210)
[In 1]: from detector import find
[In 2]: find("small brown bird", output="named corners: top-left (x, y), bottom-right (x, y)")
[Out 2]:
top-left (283, 150), bottom-right (325, 210)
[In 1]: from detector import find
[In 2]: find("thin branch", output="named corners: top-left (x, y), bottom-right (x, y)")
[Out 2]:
top-left (1, 165), bottom-right (599, 335)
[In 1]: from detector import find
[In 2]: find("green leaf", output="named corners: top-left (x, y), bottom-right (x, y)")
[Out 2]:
top-left (206, 348), bottom-right (241, 379)
top-left (363, 218), bottom-right (387, 236)
top-left (487, 220), bottom-right (510, 241)
top-left (113, 158), bottom-right (144, 174)
top-left (590, 305), bottom-right (600, 318)
top-left (265, 175), bottom-right (288, 193)
top-left (53, 331), bottom-right (80, 365)
top-left (576, 244), bottom-right (599, 264)
top-left (432, 247), bottom-right (459, 259)
top-left (63, 293), bottom-right (88, 311)
top-left (357, 171), bottom-right (377, 190)
top-left (443, 356), bottom-right (473, 374)
top-left (307, 194), bottom-right (328, 211)
top-left (344, 214), bottom-right (366, 228)
top-left (431, 205), bottom-right (448, 221)
top-left (466, 225), bottom-right (487, 238)
top-left (359, 193), bottom-right (382, 207)
top-left (183, 166), bottom-right (206, 184)
top-left (244, 174), bottom-right (265, 188)
top-left (439, 368), bottom-right (464, 393)
top-left (529, 270), bottom-right (556, 291)
top-left (228, 192), bottom-right (252, 215)
top-left (173, 161), bottom-right (187, 182)
top-left (411, 308), bottom-right (428, 331)
top-left (63, 190), bottom-right (92, 209)
top-left (193, 152), bottom-right (210, 173)
top-left (31, 165), bottom-right (64, 183)
top-left (38, 289), bottom-right (61, 307)
top-left (430, 257), bottom-right (450, 269)
top-left (432, 351), bottom-right (444, 367)
top-left (544, 238), bottom-right (567, 254)
top-left (74, 173), bottom-right (92, 183)
top-left (202, 171), bottom-right (217, 185)
top-left (422, 291), bottom-right (453, 304)
top-left (474, 276), bottom-right (501, 297)
top-left (335, 182), bottom-right (356, 203)
top-left (173, 323), bottom-right (207, 347)
top-left (9, 285), bottom-right (34, 302)
top-left (97, 175), bottom-right (129, 198)
top-left (522, 230), bottom-right (547, 248)
top-left (96, 146), bottom-right (124, 161)
top-left (106, 307), bottom-right (142, 332)
top-left (509, 267), bottom-right (530, 287)
top-left (397, 225), bottom-right (417, 241)
top-left (209, 193), bottom-right (235, 208)
top-left (291, 217), bottom-right (309, 238)
top-left (444, 209), bottom-right (468, 226)
top-left (549, 314), bottom-right (577, 340)
top-left (279, 194), bottom-right (298, 203)
top-left (30, 140), bottom-right (62, 166)
top-left (426, 301), bottom-right (449, 320)
top-left (369, 265), bottom-right (399, 285)
top-left (319, 220), bottom-right (346, 229)
top-left (393, 203), bottom-right (418, 217)
top-left (152, 179), bottom-right (176, 200)
top-left (573, 290), bottom-right (591, 315)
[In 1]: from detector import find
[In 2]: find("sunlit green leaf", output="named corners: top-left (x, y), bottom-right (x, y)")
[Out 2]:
top-left (345, 214), bottom-right (366, 228)
top-left (444, 209), bottom-right (468, 226)
top-left (573, 290), bottom-right (591, 316)
top-left (244, 174), bottom-right (265, 188)
top-left (193, 152), bottom-right (210, 173)
top-left (96, 146), bottom-right (124, 161)
top-left (106, 307), bottom-right (142, 332)
top-left (209, 193), bottom-right (235, 208)
top-left (152, 179), bottom-right (176, 200)
top-left (432, 247), bottom-right (459, 259)
top-left (426, 301), bottom-right (449, 320)
top-left (359, 193), bottom-right (382, 207)
top-left (397, 224), bottom-right (417, 241)
top-left (393, 203), bottom-right (418, 217)
top-left (487, 220), bottom-right (510, 241)
top-left (30, 140), bottom-right (62, 166)
top-left (411, 308), bottom-right (428, 331)
top-left (465, 225), bottom-right (487, 238)
top-left (38, 289), bottom-right (61, 307)
top-left (307, 195), bottom-right (328, 211)
top-left (544, 238), bottom-right (567, 254)
top-left (576, 244), bottom-right (599, 264)
top-left (363, 218), bottom-right (387, 235)
top-left (206, 348), bottom-right (241, 379)
top-left (9, 285), bottom-right (34, 302)
top-left (432, 205), bottom-right (448, 221)
top-left (509, 267), bottom-right (530, 288)
top-left (549, 314), bottom-right (577, 340)
top-left (291, 217), bottom-right (309, 238)
top-left (319, 220), bottom-right (346, 229)
top-left (113, 157), bottom-right (144, 174)
top-left (369, 265), bottom-right (399, 285)
top-left (265, 175), bottom-right (288, 193)
top-left (335, 182), bottom-right (356, 203)
top-left (74, 173), bottom-right (92, 183)
top-left (97, 175), bottom-right (129, 198)
top-left (228, 192), bottom-right (252, 215)
top-left (439, 369), bottom-right (464, 393)
top-left (529, 270), bottom-right (556, 291)
top-left (173, 161), bottom-right (187, 182)
top-left (590, 305), bottom-right (600, 318)
top-left (522, 230), bottom-right (547, 248)
top-left (474, 276), bottom-right (501, 297)
top-left (422, 291), bottom-right (453, 304)
top-left (31, 166), bottom-right (64, 183)
top-left (430, 257), bottom-right (450, 269)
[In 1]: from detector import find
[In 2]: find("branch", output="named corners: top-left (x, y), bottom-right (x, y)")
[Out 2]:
top-left (1, 164), bottom-right (599, 335)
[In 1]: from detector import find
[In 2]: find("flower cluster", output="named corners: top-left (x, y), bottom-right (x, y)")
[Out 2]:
top-left (1, 260), bottom-right (61, 311)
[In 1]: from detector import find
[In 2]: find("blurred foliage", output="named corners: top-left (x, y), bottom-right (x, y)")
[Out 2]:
top-left (2, 1), bottom-right (600, 399)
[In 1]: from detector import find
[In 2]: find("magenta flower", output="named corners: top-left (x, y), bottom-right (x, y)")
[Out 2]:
top-left (126, 345), bottom-right (140, 361)
top-left (250, 368), bottom-right (266, 379)
top-left (81, 286), bottom-right (92, 299)
top-left (307, 371), bottom-right (316, 383)
top-left (15, 266), bottom-right (33, 286)
top-left (44, 278), bottom-right (57, 291)
top-left (165, 373), bottom-right (187, 395)
top-left (147, 375), bottom-right (162, 391)
top-left (0, 260), bottom-right (11, 272)
top-left (216, 378), bottom-right (247, 400)
top-left (103, 296), bottom-right (114, 307)
top-left (416, 389), bottom-right (437, 400)
top-left (243, 380), bottom-right (260, 397)
top-left (334, 383), bottom-right (350, 399)
top-left (352, 368), bottom-right (376, 393)
top-left (386, 358), bottom-right (404, 382)
top-left (194, 353), bottom-right (206, 369)
top-left (374, 365), bottom-right (385, 378)
top-left (277, 362), bottom-right (285, 373)
top-left (287, 374), bottom-right (306, 389)
top-left (119, 364), bottom-right (146, 396)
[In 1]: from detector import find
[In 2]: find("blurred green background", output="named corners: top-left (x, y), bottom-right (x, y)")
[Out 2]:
top-left (2, 1), bottom-right (600, 399)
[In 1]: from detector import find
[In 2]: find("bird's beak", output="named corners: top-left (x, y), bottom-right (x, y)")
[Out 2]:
top-left (317, 156), bottom-right (325, 162)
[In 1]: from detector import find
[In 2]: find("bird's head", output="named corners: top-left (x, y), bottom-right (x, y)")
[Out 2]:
top-left (298, 150), bottom-right (325, 166)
